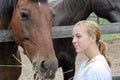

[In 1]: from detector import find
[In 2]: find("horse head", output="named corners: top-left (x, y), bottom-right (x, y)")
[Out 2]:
top-left (11, 0), bottom-right (58, 79)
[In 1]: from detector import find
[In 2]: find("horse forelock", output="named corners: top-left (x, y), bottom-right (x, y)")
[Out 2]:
top-left (0, 0), bottom-right (18, 20)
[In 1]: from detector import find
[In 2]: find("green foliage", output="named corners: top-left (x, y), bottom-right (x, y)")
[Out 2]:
top-left (87, 17), bottom-right (110, 24)
top-left (102, 33), bottom-right (120, 40)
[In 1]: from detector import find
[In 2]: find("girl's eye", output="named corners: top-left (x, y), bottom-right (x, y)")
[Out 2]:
top-left (76, 35), bottom-right (81, 38)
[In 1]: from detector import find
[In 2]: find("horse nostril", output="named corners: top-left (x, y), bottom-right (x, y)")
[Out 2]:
top-left (39, 60), bottom-right (56, 79)
top-left (40, 60), bottom-right (48, 72)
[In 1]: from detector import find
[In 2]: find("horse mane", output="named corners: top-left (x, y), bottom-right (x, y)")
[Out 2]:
top-left (0, 0), bottom-right (47, 19)
top-left (0, 0), bottom-right (18, 20)
top-left (63, 0), bottom-right (88, 16)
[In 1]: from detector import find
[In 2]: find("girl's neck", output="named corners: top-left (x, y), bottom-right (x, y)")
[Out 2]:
top-left (84, 45), bottom-right (101, 60)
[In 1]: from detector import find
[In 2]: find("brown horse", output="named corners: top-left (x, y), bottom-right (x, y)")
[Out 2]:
top-left (51, 0), bottom-right (120, 80)
top-left (0, 0), bottom-right (58, 80)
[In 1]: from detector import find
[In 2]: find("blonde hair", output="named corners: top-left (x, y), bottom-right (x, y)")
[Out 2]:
top-left (75, 20), bottom-right (111, 67)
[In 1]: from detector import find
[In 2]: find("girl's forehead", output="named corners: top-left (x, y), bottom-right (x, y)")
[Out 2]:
top-left (73, 26), bottom-right (87, 33)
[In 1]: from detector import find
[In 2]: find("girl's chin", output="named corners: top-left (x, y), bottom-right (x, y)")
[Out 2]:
top-left (76, 49), bottom-right (82, 53)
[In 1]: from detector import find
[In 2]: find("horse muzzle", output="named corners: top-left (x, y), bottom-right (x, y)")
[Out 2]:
top-left (33, 59), bottom-right (58, 80)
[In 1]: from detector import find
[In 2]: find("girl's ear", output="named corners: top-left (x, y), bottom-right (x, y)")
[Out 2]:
top-left (91, 34), bottom-right (96, 43)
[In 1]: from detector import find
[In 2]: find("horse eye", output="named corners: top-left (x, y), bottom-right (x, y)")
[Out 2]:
top-left (20, 12), bottom-right (29, 21)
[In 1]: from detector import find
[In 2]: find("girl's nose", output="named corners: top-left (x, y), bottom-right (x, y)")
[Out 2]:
top-left (72, 37), bottom-right (76, 44)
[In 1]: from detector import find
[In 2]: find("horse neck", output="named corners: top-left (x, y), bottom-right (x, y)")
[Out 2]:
top-left (53, 0), bottom-right (92, 25)
top-left (62, 0), bottom-right (88, 15)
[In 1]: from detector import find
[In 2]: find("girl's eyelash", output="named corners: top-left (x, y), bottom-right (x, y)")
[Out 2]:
top-left (76, 35), bottom-right (81, 38)
top-left (72, 34), bottom-right (81, 38)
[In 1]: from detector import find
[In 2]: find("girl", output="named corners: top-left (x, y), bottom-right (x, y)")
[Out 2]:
top-left (72, 20), bottom-right (112, 80)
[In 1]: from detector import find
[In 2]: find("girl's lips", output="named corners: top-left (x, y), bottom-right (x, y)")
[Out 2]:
top-left (74, 44), bottom-right (78, 48)
top-left (74, 46), bottom-right (79, 50)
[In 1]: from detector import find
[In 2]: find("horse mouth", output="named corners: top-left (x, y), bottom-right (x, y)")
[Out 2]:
top-left (33, 70), bottom-right (55, 80)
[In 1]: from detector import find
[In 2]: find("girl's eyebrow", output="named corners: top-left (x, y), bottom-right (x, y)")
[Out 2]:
top-left (75, 33), bottom-right (81, 35)
top-left (72, 33), bottom-right (81, 37)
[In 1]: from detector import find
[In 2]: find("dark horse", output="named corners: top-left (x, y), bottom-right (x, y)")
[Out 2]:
top-left (52, 0), bottom-right (120, 26)
top-left (0, 0), bottom-right (58, 80)
top-left (51, 0), bottom-right (120, 80)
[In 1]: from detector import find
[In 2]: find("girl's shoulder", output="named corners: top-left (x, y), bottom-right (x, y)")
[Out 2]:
top-left (90, 59), bottom-right (111, 75)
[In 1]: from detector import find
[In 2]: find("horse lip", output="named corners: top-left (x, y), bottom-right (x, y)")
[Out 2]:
top-left (33, 71), bottom-right (55, 80)
top-left (39, 69), bottom-right (55, 79)
top-left (45, 69), bottom-right (55, 79)
top-left (33, 64), bottom-right (56, 80)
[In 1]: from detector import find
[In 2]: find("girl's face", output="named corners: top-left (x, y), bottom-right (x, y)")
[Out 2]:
top-left (72, 25), bottom-right (93, 53)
